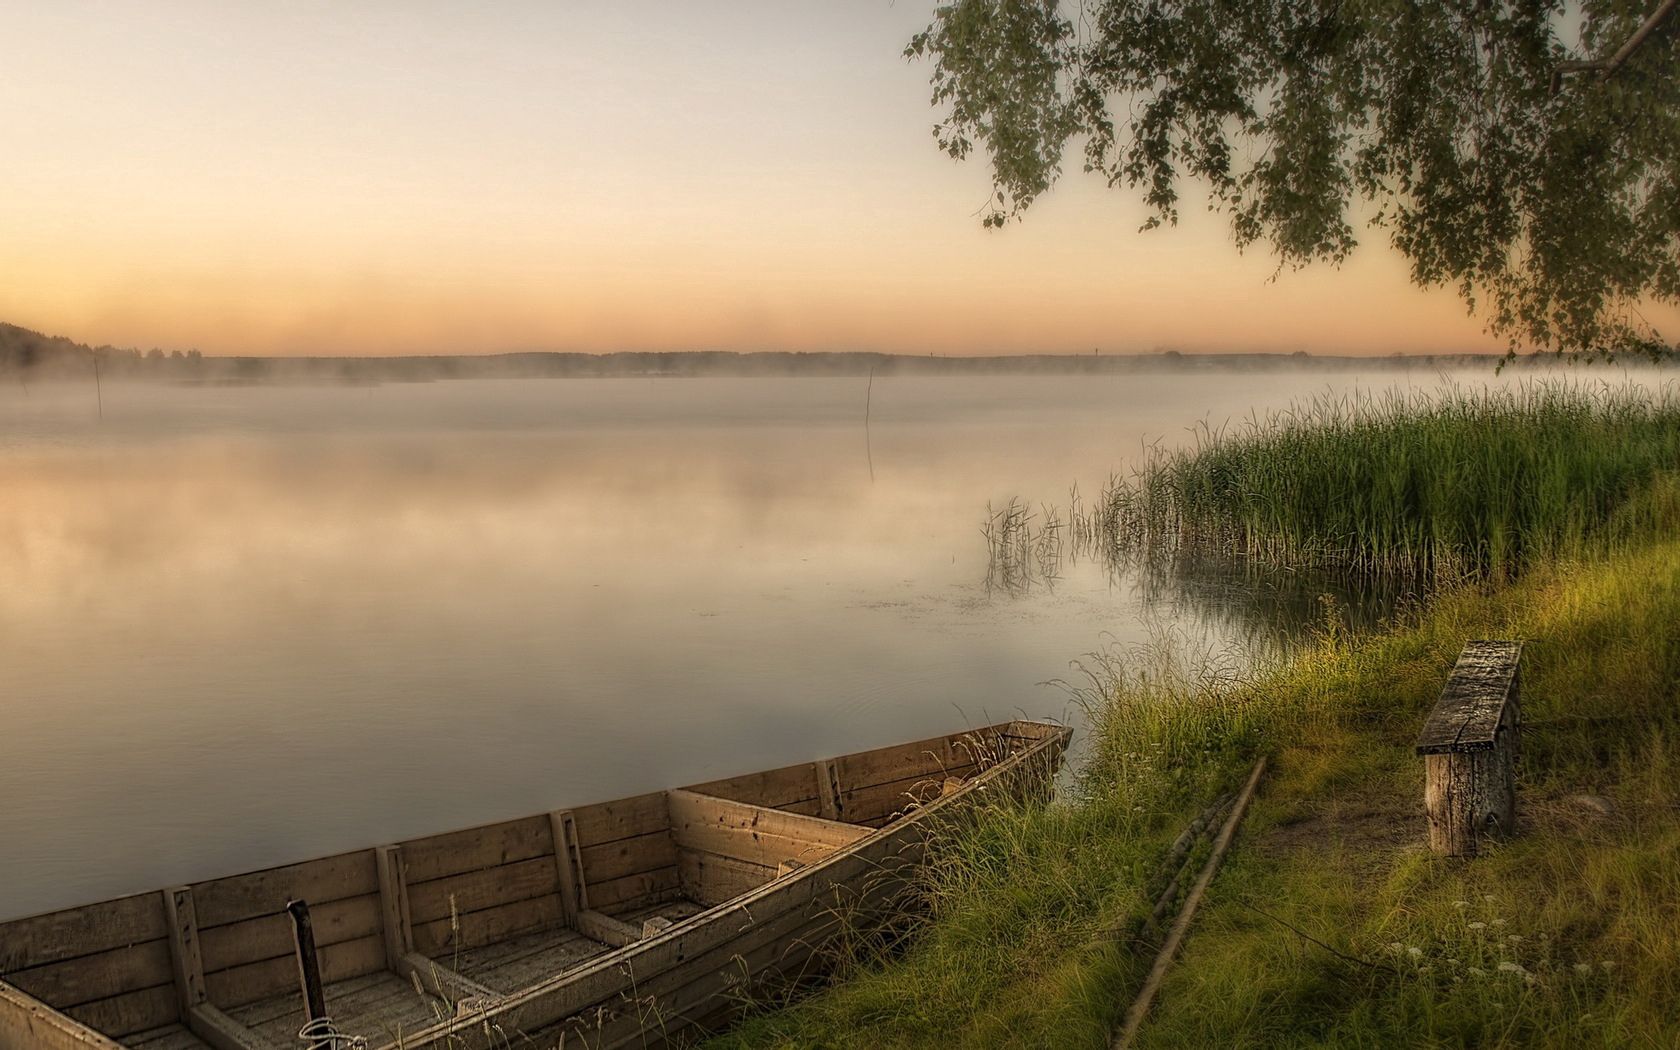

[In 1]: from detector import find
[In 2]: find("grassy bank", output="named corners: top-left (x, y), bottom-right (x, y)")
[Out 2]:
top-left (712, 405), bottom-right (1680, 1048)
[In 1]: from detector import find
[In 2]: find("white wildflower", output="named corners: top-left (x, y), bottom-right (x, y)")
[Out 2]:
top-left (1497, 962), bottom-right (1529, 977)
top-left (1467, 922), bottom-right (1487, 930)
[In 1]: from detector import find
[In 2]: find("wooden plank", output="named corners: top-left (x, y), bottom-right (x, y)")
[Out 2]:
top-left (677, 852), bottom-right (776, 907)
top-left (198, 895), bottom-right (382, 975)
top-left (375, 847), bottom-right (413, 972)
top-left (667, 790), bottom-right (871, 850)
top-left (411, 895), bottom-right (563, 959)
top-left (813, 759), bottom-right (842, 821)
top-left (841, 769), bottom-right (975, 825)
top-left (835, 734), bottom-right (984, 792)
top-left (125, 1023), bottom-right (213, 1049)
top-left (574, 912), bottom-right (642, 949)
top-left (569, 792), bottom-right (670, 847)
top-left (0, 895), bottom-right (169, 973)
top-left (162, 888), bottom-right (207, 1012)
top-left (398, 816), bottom-right (552, 885)
top-left (185, 1004), bottom-right (282, 1050)
top-left (63, 984), bottom-right (180, 1039)
top-left (564, 909), bottom-right (848, 1049)
top-left (0, 980), bottom-right (125, 1050)
top-left (1416, 640), bottom-right (1524, 753)
top-left (202, 934), bottom-right (386, 1011)
top-left (681, 764), bottom-right (822, 811)
top-left (578, 830), bottom-right (678, 885)
top-left (405, 856), bottom-right (559, 926)
top-left (549, 810), bottom-right (584, 925)
top-left (397, 954), bottom-right (498, 1006)
top-left (2, 941), bottom-right (172, 1011)
top-left (668, 793), bottom-right (869, 872)
top-left (193, 852), bottom-right (378, 929)
top-left (443, 927), bottom-right (606, 994)
top-left (582, 868), bottom-right (679, 914)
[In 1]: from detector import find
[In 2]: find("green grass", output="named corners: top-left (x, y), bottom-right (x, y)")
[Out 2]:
top-left (1096, 381), bottom-right (1680, 583)
top-left (709, 411), bottom-right (1680, 1047)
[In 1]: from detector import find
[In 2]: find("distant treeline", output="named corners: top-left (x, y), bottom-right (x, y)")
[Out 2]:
top-left (0, 320), bottom-right (1613, 384)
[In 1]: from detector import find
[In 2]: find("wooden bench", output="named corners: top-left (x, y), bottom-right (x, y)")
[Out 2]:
top-left (1415, 640), bottom-right (1524, 857)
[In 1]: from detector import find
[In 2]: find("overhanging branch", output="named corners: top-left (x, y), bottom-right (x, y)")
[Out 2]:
top-left (1551, 0), bottom-right (1679, 94)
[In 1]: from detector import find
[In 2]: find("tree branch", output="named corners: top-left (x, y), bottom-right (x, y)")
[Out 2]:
top-left (1552, 0), bottom-right (1679, 94)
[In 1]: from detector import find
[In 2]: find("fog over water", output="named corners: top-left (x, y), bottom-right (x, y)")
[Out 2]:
top-left (0, 369), bottom-right (1605, 918)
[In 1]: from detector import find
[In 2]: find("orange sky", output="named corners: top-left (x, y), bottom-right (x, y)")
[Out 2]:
top-left (0, 2), bottom-right (1626, 358)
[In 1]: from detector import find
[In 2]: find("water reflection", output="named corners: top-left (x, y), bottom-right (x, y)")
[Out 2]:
top-left (0, 370), bottom-right (1569, 918)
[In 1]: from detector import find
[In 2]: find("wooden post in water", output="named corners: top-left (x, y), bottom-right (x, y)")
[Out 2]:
top-left (1415, 641), bottom-right (1523, 857)
top-left (286, 899), bottom-right (328, 1027)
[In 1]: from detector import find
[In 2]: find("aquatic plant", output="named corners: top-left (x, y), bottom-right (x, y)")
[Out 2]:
top-left (1095, 381), bottom-right (1680, 584)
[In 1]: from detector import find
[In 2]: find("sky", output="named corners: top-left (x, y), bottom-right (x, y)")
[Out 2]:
top-left (0, 1), bottom-right (1540, 358)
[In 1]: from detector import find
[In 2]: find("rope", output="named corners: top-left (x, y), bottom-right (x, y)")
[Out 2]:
top-left (297, 1017), bottom-right (368, 1049)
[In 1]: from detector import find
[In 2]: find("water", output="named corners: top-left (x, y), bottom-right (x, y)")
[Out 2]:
top-left (0, 369), bottom-right (1519, 918)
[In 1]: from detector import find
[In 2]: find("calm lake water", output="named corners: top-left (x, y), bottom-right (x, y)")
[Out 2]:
top-left (0, 369), bottom-right (1550, 918)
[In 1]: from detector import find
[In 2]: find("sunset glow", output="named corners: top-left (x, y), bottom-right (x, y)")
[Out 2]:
top-left (0, 2), bottom-right (1628, 357)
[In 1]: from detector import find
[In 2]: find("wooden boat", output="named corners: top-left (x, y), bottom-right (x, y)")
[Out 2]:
top-left (1, 719), bottom-right (1071, 1049)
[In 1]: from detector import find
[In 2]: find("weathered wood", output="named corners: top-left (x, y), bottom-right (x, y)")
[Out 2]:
top-left (397, 953), bottom-right (498, 1006)
top-left (398, 815), bottom-right (551, 884)
top-left (678, 852), bottom-right (776, 907)
top-left (163, 888), bottom-right (208, 1013)
top-left (124, 1022), bottom-right (214, 1049)
top-left (285, 901), bottom-right (326, 1027)
top-left (203, 935), bottom-right (387, 1012)
top-left (364, 722), bottom-right (1071, 1050)
top-left (185, 1003), bottom-right (280, 1050)
top-left (582, 868), bottom-right (679, 914)
top-left (578, 829), bottom-right (678, 885)
top-left (1, 941), bottom-right (173, 1012)
top-left (641, 917), bottom-right (675, 939)
top-left (813, 759), bottom-right (843, 821)
top-left (666, 790), bottom-right (870, 872)
top-left (199, 894), bottom-right (381, 975)
top-left (0, 980), bottom-right (124, 1050)
top-left (0, 895), bottom-right (169, 973)
top-left (574, 911), bottom-right (643, 949)
top-left (683, 764), bottom-right (822, 812)
top-left (63, 985), bottom-right (180, 1039)
top-left (194, 853), bottom-right (378, 929)
top-left (1416, 641), bottom-right (1524, 753)
top-left (569, 792), bottom-right (671, 846)
top-left (549, 810), bottom-right (585, 925)
top-left (375, 847), bottom-right (413, 974)
top-left (411, 895), bottom-right (563, 958)
top-left (405, 856), bottom-right (558, 926)
top-left (1417, 641), bottom-right (1523, 857)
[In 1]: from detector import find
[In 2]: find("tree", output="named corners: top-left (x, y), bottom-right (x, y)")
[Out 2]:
top-left (906, 0), bottom-right (1680, 359)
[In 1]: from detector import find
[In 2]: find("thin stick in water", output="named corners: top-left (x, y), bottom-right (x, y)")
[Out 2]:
top-left (864, 364), bottom-right (875, 483)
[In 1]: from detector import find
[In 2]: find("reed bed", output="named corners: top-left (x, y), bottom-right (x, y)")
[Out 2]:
top-left (1094, 381), bottom-right (1680, 584)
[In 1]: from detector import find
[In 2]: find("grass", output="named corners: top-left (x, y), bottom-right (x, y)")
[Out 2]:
top-left (709, 404), bottom-right (1680, 1048)
top-left (1093, 381), bottom-right (1680, 583)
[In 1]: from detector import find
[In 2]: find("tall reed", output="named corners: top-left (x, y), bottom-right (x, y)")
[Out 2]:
top-left (1096, 381), bottom-right (1680, 584)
